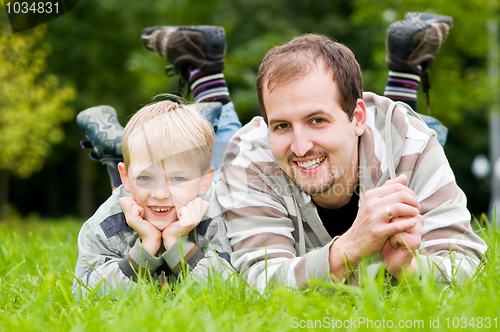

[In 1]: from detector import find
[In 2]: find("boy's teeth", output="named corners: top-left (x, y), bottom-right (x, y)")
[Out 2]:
top-left (297, 157), bottom-right (325, 169)
top-left (152, 207), bottom-right (171, 212)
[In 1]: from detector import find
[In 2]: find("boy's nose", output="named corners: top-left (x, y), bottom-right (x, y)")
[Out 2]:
top-left (151, 182), bottom-right (171, 199)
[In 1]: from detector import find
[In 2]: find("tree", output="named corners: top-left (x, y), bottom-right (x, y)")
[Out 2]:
top-left (0, 22), bottom-right (75, 213)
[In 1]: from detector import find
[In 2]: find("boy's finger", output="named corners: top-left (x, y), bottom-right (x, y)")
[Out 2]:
top-left (131, 204), bottom-right (144, 218)
top-left (201, 200), bottom-right (209, 216)
top-left (177, 205), bottom-right (187, 219)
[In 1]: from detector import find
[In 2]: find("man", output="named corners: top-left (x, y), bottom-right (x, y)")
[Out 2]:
top-left (216, 13), bottom-right (486, 290)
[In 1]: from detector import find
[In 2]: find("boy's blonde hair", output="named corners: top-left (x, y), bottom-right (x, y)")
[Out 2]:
top-left (122, 100), bottom-right (214, 175)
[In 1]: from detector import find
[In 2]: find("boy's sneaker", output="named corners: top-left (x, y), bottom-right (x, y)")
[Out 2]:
top-left (76, 105), bottom-right (124, 166)
top-left (386, 12), bottom-right (453, 72)
top-left (141, 25), bottom-right (226, 81)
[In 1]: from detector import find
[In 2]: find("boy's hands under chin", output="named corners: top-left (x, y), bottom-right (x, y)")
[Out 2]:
top-left (119, 196), bottom-right (162, 255)
top-left (162, 197), bottom-right (209, 250)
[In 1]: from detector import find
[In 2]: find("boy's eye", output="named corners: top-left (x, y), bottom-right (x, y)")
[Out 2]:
top-left (171, 177), bottom-right (185, 182)
top-left (137, 175), bottom-right (152, 181)
top-left (311, 118), bottom-right (324, 124)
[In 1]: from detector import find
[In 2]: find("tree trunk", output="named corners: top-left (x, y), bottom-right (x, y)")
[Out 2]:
top-left (78, 149), bottom-right (94, 219)
top-left (0, 169), bottom-right (9, 218)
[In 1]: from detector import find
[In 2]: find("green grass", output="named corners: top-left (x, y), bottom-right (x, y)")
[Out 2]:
top-left (0, 217), bottom-right (499, 331)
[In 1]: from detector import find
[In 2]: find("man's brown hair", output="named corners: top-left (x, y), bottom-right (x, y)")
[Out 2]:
top-left (256, 34), bottom-right (363, 122)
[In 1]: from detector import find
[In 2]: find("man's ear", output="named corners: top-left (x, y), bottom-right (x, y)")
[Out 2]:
top-left (118, 162), bottom-right (131, 192)
top-left (353, 98), bottom-right (366, 137)
top-left (198, 166), bottom-right (215, 196)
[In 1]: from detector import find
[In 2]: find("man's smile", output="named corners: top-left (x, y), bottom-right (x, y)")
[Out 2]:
top-left (295, 156), bottom-right (326, 170)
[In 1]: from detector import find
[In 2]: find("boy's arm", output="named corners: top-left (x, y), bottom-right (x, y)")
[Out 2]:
top-left (160, 197), bottom-right (208, 274)
top-left (161, 216), bottom-right (235, 279)
top-left (72, 213), bottom-right (164, 297)
top-left (160, 197), bottom-right (235, 278)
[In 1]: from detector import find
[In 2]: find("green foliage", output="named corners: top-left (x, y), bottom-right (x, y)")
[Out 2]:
top-left (0, 218), bottom-right (499, 331)
top-left (0, 24), bottom-right (75, 177)
top-left (1, 0), bottom-right (494, 216)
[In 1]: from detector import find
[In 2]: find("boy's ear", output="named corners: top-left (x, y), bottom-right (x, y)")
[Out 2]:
top-left (198, 166), bottom-right (215, 196)
top-left (118, 162), bottom-right (131, 193)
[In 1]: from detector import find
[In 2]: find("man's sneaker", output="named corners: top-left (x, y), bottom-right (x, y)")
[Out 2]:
top-left (76, 105), bottom-right (124, 166)
top-left (141, 25), bottom-right (226, 81)
top-left (386, 12), bottom-right (453, 72)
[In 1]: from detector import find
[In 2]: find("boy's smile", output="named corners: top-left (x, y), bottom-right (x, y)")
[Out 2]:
top-left (118, 158), bottom-right (213, 230)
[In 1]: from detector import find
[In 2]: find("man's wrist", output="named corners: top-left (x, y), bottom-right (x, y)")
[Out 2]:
top-left (392, 256), bottom-right (419, 281)
top-left (335, 231), bottom-right (363, 263)
top-left (328, 233), bottom-right (361, 281)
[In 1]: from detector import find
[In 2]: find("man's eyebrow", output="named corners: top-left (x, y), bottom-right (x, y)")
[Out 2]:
top-left (305, 110), bottom-right (334, 120)
top-left (268, 110), bottom-right (333, 127)
top-left (268, 118), bottom-right (286, 127)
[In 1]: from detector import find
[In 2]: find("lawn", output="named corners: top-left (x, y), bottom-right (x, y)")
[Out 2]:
top-left (0, 216), bottom-right (498, 331)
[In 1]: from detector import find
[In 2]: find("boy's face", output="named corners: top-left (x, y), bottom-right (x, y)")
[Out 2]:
top-left (118, 156), bottom-right (214, 231)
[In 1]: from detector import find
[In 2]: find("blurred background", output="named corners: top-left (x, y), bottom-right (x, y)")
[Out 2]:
top-left (0, 0), bottom-right (497, 221)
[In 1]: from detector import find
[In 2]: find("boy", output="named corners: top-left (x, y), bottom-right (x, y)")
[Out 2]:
top-left (72, 100), bottom-right (233, 296)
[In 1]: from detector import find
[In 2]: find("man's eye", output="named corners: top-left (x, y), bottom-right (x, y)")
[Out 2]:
top-left (311, 118), bottom-right (324, 124)
top-left (275, 123), bottom-right (290, 130)
top-left (137, 176), bottom-right (152, 181)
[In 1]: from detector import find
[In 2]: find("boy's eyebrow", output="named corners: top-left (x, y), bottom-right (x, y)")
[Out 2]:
top-left (133, 162), bottom-right (159, 178)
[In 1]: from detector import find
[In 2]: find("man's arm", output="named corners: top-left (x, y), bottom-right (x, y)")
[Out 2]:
top-left (330, 175), bottom-right (422, 281)
top-left (216, 117), bottom-right (335, 290)
top-left (387, 117), bottom-right (487, 281)
top-left (217, 117), bottom-right (421, 290)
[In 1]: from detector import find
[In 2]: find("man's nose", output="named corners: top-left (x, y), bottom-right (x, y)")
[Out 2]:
top-left (290, 129), bottom-right (313, 157)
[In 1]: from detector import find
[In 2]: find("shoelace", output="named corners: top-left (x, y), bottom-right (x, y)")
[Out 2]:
top-left (422, 71), bottom-right (431, 114)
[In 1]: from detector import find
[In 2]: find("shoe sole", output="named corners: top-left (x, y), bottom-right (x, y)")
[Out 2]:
top-left (76, 106), bottom-right (123, 158)
top-left (186, 102), bottom-right (222, 127)
top-left (141, 25), bottom-right (226, 49)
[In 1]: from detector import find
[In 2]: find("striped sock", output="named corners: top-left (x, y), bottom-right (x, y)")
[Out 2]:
top-left (188, 68), bottom-right (230, 104)
top-left (384, 67), bottom-right (421, 111)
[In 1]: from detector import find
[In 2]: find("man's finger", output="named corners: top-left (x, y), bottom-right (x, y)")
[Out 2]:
top-left (382, 174), bottom-right (407, 187)
top-left (389, 232), bottom-right (403, 248)
top-left (384, 202), bottom-right (419, 220)
top-left (365, 177), bottom-right (417, 201)
top-left (384, 217), bottom-right (418, 238)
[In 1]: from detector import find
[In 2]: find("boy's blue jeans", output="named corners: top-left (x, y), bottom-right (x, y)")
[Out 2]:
top-left (212, 102), bottom-right (242, 181)
top-left (419, 114), bottom-right (448, 147)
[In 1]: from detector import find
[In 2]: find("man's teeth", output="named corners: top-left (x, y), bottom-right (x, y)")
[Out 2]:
top-left (152, 207), bottom-right (171, 212)
top-left (296, 157), bottom-right (325, 169)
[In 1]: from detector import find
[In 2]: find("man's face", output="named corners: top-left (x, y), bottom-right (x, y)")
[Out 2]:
top-left (119, 157), bottom-right (213, 230)
top-left (264, 65), bottom-right (365, 202)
